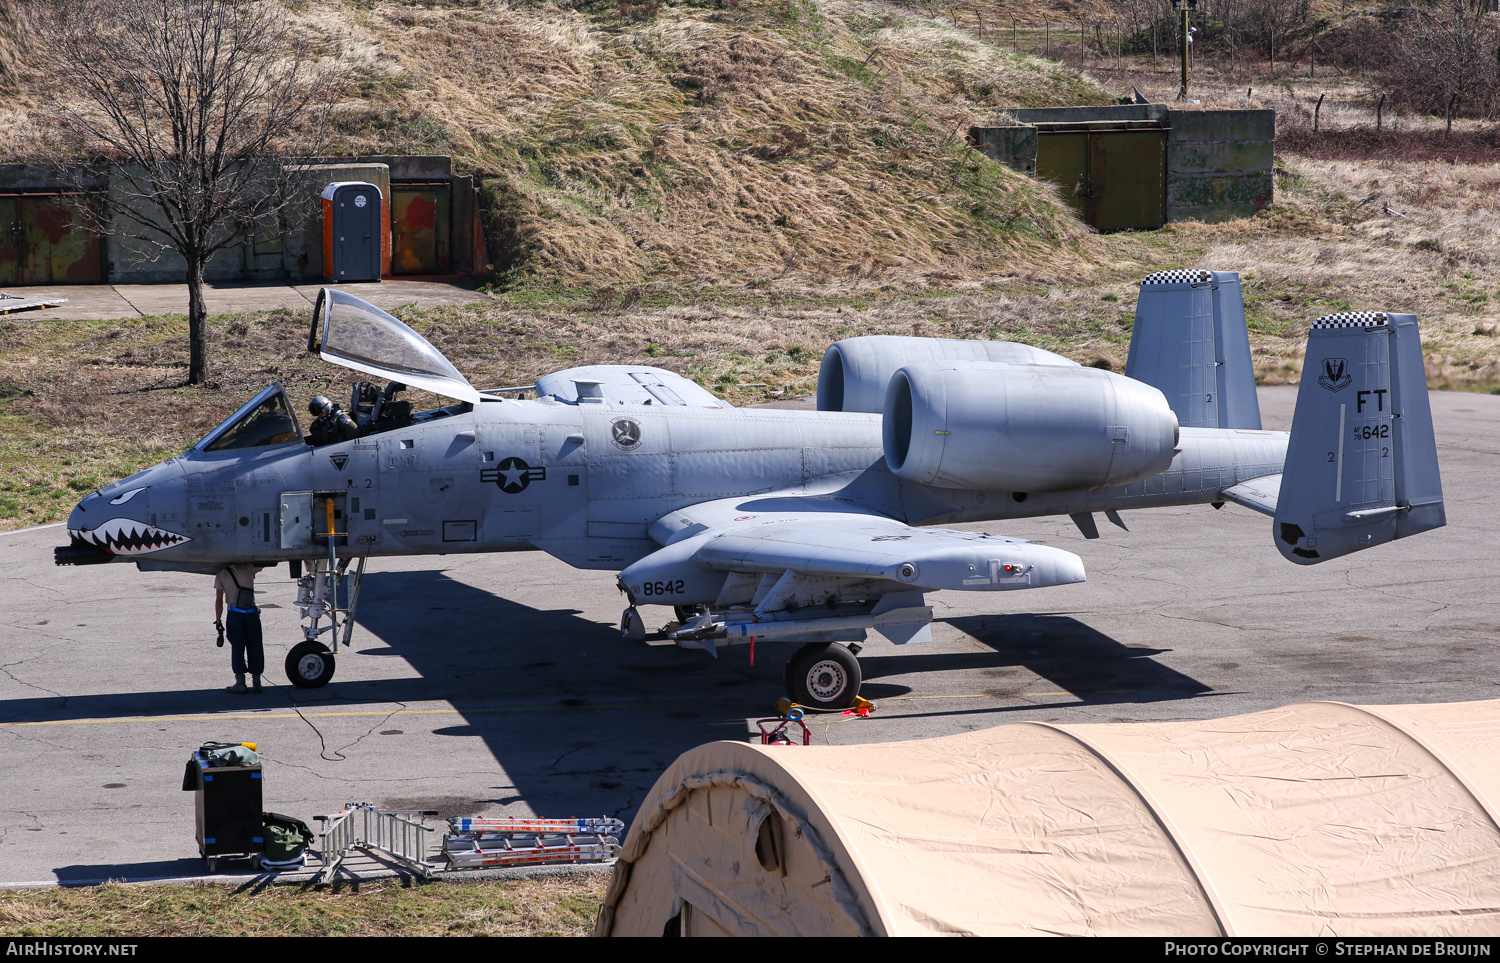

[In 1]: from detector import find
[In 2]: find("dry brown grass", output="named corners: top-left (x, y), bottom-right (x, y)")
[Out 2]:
top-left (283, 0), bottom-right (1121, 287)
top-left (1202, 153), bottom-right (1500, 389)
top-left (0, 874), bottom-right (606, 937)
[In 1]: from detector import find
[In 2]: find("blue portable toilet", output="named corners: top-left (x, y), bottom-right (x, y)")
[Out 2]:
top-left (321, 182), bottom-right (383, 282)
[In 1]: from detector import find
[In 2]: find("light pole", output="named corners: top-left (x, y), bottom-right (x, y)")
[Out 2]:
top-left (1173, 0), bottom-right (1196, 101)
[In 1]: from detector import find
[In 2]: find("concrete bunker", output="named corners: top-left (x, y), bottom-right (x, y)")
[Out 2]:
top-left (0, 155), bottom-right (487, 284)
top-left (970, 105), bottom-right (1275, 231)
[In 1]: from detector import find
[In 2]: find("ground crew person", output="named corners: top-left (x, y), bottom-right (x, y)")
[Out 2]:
top-left (308, 395), bottom-right (359, 446)
top-left (214, 564), bottom-right (264, 693)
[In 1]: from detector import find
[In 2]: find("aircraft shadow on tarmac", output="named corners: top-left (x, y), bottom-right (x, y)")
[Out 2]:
top-left (862, 613), bottom-right (1214, 715)
top-left (16, 572), bottom-right (1214, 883)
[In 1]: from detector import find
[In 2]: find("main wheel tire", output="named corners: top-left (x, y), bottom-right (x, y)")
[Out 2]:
top-left (286, 640), bottom-right (336, 688)
top-left (784, 642), bottom-right (862, 711)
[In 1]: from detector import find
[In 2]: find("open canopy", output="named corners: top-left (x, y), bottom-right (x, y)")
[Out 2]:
top-left (310, 288), bottom-right (481, 404)
top-left (598, 700), bottom-right (1500, 937)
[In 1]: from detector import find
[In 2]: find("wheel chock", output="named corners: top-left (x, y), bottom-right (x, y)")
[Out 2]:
top-left (841, 695), bottom-right (875, 718)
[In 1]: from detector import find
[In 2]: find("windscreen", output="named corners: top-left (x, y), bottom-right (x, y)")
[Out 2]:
top-left (313, 288), bottom-right (480, 403)
top-left (200, 386), bottom-right (302, 452)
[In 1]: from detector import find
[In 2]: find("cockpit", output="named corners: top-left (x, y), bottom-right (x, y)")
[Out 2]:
top-left (191, 290), bottom-right (483, 455)
top-left (199, 388), bottom-right (302, 452)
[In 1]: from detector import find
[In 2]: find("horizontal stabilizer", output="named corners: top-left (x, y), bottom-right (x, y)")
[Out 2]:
top-left (1273, 312), bottom-right (1444, 564)
top-left (1221, 474), bottom-right (1281, 517)
top-left (1127, 270), bottom-right (1261, 430)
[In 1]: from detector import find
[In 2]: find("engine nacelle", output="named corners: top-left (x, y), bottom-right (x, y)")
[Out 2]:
top-left (817, 335), bottom-right (1076, 413)
top-left (883, 361), bottom-right (1179, 493)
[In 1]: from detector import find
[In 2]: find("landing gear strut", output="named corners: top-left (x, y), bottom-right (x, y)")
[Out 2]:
top-left (285, 495), bottom-right (367, 689)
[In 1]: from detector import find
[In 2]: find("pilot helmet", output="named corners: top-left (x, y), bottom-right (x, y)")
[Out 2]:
top-left (309, 395), bottom-right (334, 418)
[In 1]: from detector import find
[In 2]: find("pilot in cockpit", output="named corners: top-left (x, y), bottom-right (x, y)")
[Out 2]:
top-left (307, 395), bottom-right (359, 447)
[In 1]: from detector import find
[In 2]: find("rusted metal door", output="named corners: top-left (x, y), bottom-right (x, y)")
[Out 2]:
top-left (1035, 128), bottom-right (1166, 232)
top-left (1089, 131), bottom-right (1166, 232)
top-left (391, 185), bottom-right (450, 275)
top-left (1034, 133), bottom-right (1089, 221)
top-left (0, 194), bottom-right (103, 285)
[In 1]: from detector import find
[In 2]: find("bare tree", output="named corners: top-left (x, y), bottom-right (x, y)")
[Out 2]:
top-left (1235, 0), bottom-right (1312, 71)
top-left (1381, 1), bottom-right (1500, 121)
top-left (18, 0), bottom-right (332, 385)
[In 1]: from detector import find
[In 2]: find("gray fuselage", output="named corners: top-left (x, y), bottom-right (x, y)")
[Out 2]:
top-left (71, 395), bottom-right (1289, 594)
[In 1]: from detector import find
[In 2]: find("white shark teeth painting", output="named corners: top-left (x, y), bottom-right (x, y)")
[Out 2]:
top-left (69, 518), bottom-right (191, 556)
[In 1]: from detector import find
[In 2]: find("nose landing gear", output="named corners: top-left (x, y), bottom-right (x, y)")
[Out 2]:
top-left (286, 640), bottom-right (336, 689)
top-left (283, 541), bottom-right (367, 688)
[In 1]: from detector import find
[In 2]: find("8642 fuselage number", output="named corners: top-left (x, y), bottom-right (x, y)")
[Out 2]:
top-left (640, 580), bottom-right (685, 597)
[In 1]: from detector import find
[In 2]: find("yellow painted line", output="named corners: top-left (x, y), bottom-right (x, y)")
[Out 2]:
top-left (0, 707), bottom-right (464, 728)
top-left (0, 699), bottom-right (752, 729)
top-left (0, 690), bottom-right (1131, 729)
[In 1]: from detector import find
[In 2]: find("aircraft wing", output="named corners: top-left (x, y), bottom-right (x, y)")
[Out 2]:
top-left (692, 516), bottom-right (1086, 591)
top-left (628, 492), bottom-right (1085, 595)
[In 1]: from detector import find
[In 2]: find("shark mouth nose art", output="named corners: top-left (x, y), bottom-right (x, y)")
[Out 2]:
top-left (69, 517), bottom-right (192, 556)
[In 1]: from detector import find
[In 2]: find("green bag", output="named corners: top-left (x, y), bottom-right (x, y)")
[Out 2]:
top-left (264, 823), bottom-right (307, 861)
top-left (262, 812), bottom-right (314, 862)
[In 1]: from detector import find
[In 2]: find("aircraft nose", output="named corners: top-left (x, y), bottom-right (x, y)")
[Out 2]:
top-left (67, 490), bottom-right (106, 534)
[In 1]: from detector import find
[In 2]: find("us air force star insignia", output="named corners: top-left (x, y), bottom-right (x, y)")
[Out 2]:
top-left (481, 457), bottom-right (546, 494)
top-left (1319, 358), bottom-right (1352, 392)
top-left (610, 417), bottom-right (643, 451)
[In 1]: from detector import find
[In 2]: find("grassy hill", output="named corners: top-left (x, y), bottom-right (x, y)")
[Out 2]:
top-left (304, 0), bottom-right (1115, 287)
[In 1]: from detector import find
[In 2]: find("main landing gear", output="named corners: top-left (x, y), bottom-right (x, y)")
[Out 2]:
top-left (784, 642), bottom-right (863, 711)
top-left (619, 605), bottom-right (867, 711)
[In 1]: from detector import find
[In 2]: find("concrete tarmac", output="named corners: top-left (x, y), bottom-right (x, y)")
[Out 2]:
top-left (1, 387), bottom-right (1496, 885)
top-left (0, 277), bottom-right (489, 321)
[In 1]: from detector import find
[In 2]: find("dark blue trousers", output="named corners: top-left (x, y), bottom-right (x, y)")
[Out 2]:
top-left (226, 609), bottom-right (264, 676)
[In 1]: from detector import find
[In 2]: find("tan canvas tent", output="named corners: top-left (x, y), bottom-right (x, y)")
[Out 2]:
top-left (596, 700), bottom-right (1500, 937)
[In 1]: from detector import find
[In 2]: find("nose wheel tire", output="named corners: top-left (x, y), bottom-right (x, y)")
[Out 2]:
top-left (286, 640), bottom-right (336, 688)
top-left (620, 607), bottom-right (647, 641)
top-left (785, 642), bottom-right (862, 711)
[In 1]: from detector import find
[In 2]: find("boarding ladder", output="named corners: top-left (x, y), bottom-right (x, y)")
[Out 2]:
top-left (313, 803), bottom-right (439, 882)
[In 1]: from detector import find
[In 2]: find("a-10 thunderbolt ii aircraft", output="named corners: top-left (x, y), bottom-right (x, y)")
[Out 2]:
top-left (55, 270), bottom-right (1445, 709)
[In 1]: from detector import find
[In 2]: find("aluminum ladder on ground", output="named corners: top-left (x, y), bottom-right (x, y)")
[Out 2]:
top-left (314, 803), bottom-right (439, 882)
top-left (443, 816), bottom-right (625, 871)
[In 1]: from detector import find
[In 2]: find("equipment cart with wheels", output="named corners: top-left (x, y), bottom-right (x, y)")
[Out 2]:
top-left (182, 746), bottom-right (264, 872)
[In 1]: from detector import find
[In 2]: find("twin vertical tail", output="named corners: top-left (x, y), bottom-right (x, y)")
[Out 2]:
top-left (1274, 312), bottom-right (1445, 564)
top-left (1127, 270), bottom-right (1262, 430)
top-left (1128, 271), bottom-right (1445, 564)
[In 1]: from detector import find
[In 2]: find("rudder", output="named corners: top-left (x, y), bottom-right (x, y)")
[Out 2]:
top-left (1127, 269), bottom-right (1261, 429)
top-left (1273, 312), bottom-right (1444, 565)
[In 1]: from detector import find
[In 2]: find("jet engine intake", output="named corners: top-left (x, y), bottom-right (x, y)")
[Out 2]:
top-left (883, 360), bottom-right (1179, 492)
top-left (817, 335), bottom-right (1076, 413)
